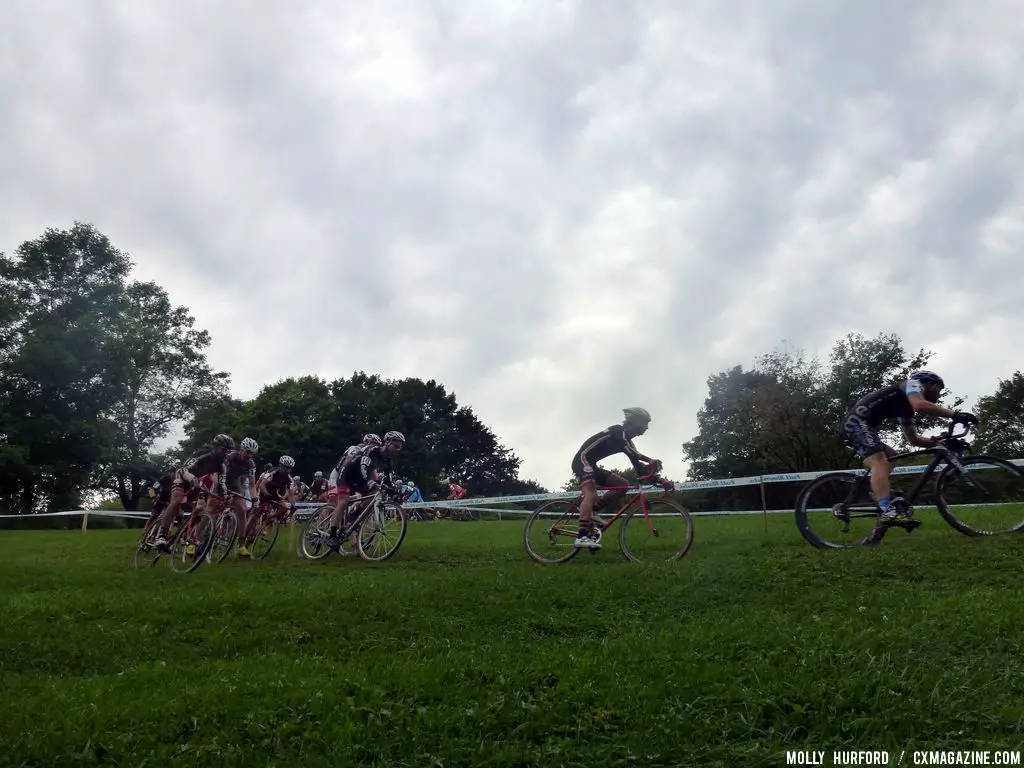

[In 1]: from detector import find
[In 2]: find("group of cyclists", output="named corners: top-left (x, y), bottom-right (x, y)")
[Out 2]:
top-left (146, 427), bottom-right (474, 558)
top-left (146, 367), bottom-right (978, 560)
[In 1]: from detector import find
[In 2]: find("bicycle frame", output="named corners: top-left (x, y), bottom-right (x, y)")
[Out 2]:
top-left (834, 423), bottom-right (974, 519)
top-left (573, 474), bottom-right (671, 532)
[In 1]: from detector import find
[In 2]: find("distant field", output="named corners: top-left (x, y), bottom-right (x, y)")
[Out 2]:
top-left (3, 513), bottom-right (1024, 767)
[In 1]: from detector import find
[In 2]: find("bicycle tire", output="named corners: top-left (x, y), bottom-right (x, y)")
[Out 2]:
top-left (935, 455), bottom-right (1024, 536)
top-left (249, 515), bottom-right (281, 560)
top-left (168, 512), bottom-right (215, 573)
top-left (300, 505), bottom-right (334, 560)
top-left (132, 516), bottom-right (162, 569)
top-left (523, 499), bottom-right (583, 564)
top-left (207, 510), bottom-right (238, 564)
top-left (619, 499), bottom-right (694, 562)
top-left (795, 472), bottom-right (884, 549)
top-left (357, 504), bottom-right (408, 562)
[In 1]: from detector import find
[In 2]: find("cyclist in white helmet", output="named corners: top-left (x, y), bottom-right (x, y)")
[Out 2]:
top-left (570, 408), bottom-right (666, 550)
top-left (225, 437), bottom-right (259, 557)
top-left (327, 430), bottom-right (406, 552)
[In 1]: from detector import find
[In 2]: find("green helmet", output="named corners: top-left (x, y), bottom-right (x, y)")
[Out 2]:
top-left (622, 407), bottom-right (651, 425)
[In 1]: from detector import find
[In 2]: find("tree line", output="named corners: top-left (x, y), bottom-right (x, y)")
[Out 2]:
top-left (0, 223), bottom-right (544, 514)
top-left (3, 224), bottom-right (1022, 514)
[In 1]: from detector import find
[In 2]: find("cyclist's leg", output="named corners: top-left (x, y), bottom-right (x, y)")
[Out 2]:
top-left (844, 415), bottom-right (899, 518)
top-left (155, 471), bottom-right (189, 545)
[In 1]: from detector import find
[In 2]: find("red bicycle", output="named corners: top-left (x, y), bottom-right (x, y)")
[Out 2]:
top-left (240, 496), bottom-right (292, 560)
top-left (523, 474), bottom-right (694, 564)
top-left (132, 485), bottom-right (216, 573)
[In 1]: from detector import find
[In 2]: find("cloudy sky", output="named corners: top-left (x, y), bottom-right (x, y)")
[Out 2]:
top-left (2, 1), bottom-right (1023, 490)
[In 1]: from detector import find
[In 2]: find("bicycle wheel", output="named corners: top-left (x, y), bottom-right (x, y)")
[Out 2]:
top-left (795, 472), bottom-right (884, 549)
top-left (300, 505), bottom-right (335, 560)
top-left (523, 499), bottom-right (583, 564)
top-left (357, 504), bottom-right (408, 562)
top-left (935, 455), bottom-right (1024, 535)
top-left (132, 516), bottom-right (162, 569)
top-left (619, 499), bottom-right (694, 562)
top-left (207, 510), bottom-right (238, 564)
top-left (168, 513), bottom-right (215, 573)
top-left (249, 514), bottom-right (281, 560)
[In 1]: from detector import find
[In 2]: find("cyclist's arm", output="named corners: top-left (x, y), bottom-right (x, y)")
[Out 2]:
top-left (907, 392), bottom-right (956, 419)
top-left (900, 417), bottom-right (943, 448)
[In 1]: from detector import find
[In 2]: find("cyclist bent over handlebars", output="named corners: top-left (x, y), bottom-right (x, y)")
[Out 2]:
top-left (841, 370), bottom-right (978, 525)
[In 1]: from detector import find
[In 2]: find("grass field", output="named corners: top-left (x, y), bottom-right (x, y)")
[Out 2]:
top-left (3, 511), bottom-right (1024, 767)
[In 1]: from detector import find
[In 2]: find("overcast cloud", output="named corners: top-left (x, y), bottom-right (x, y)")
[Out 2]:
top-left (2, 1), bottom-right (1023, 490)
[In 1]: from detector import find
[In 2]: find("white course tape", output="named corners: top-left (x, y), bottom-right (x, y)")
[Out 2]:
top-left (6, 457), bottom-right (1021, 521)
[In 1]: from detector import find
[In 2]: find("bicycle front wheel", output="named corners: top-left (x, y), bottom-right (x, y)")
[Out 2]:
top-left (168, 513), bottom-right (215, 573)
top-left (619, 499), bottom-right (694, 562)
top-left (208, 510), bottom-right (238, 564)
top-left (357, 504), bottom-right (408, 562)
top-left (300, 505), bottom-right (334, 560)
top-left (795, 472), bottom-right (883, 549)
top-left (936, 455), bottom-right (1024, 535)
top-left (523, 500), bottom-right (582, 564)
top-left (132, 517), bottom-right (162, 569)
top-left (250, 515), bottom-right (281, 560)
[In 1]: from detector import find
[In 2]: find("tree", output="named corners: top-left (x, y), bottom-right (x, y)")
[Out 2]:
top-left (0, 223), bottom-right (132, 513)
top-left (178, 372), bottom-right (540, 497)
top-left (93, 281), bottom-right (229, 509)
top-left (682, 333), bottom-right (954, 481)
top-left (974, 372), bottom-right (1024, 458)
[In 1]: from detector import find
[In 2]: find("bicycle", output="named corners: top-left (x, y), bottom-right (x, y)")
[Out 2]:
top-left (299, 482), bottom-right (409, 562)
top-left (523, 474), bottom-right (694, 564)
top-left (132, 486), bottom-right (216, 573)
top-left (202, 490), bottom-right (240, 564)
top-left (795, 417), bottom-right (1024, 549)
top-left (240, 496), bottom-right (292, 560)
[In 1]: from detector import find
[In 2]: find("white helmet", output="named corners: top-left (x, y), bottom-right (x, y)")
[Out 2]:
top-left (408, 480), bottom-right (415, 488)
top-left (384, 430), bottom-right (405, 443)
top-left (362, 433), bottom-right (382, 446)
top-left (279, 455), bottom-right (295, 469)
top-left (293, 475), bottom-right (301, 482)
top-left (314, 471), bottom-right (323, 478)
top-left (240, 437), bottom-right (258, 452)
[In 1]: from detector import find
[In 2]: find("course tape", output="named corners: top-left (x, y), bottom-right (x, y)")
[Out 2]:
top-left (4, 458), bottom-right (1020, 520)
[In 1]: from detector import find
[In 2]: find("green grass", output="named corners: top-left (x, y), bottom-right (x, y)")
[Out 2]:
top-left (3, 512), bottom-right (1024, 767)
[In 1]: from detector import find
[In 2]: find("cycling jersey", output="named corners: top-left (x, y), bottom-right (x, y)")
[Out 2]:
top-left (224, 451), bottom-right (256, 493)
top-left (260, 467), bottom-right (292, 499)
top-left (309, 477), bottom-right (329, 497)
top-left (849, 380), bottom-right (923, 428)
top-left (448, 483), bottom-right (466, 499)
top-left (572, 425), bottom-right (647, 483)
top-left (406, 487), bottom-right (424, 504)
top-left (182, 447), bottom-right (229, 478)
top-left (843, 379), bottom-right (924, 458)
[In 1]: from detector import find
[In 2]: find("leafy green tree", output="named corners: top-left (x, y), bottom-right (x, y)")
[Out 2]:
top-left (94, 281), bottom-right (229, 509)
top-left (0, 223), bottom-right (132, 513)
top-left (974, 372), bottom-right (1024, 458)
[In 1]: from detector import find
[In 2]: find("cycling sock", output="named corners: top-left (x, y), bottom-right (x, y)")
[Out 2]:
top-left (878, 496), bottom-right (892, 511)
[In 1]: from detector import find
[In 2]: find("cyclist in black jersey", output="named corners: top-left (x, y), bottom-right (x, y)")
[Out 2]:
top-left (571, 408), bottom-right (665, 549)
top-left (842, 370), bottom-right (978, 524)
top-left (327, 431), bottom-right (404, 552)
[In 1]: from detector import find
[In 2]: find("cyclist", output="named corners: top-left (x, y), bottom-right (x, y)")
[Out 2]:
top-left (154, 434), bottom-right (235, 550)
top-left (571, 408), bottom-right (666, 550)
top-left (327, 433), bottom-right (382, 501)
top-left (842, 370), bottom-right (978, 525)
top-left (308, 471), bottom-right (329, 501)
top-left (291, 475), bottom-right (310, 501)
top-left (224, 437), bottom-right (259, 557)
top-left (446, 479), bottom-right (467, 500)
top-left (327, 431), bottom-right (405, 551)
top-left (405, 480), bottom-right (424, 504)
top-left (255, 455), bottom-right (295, 516)
top-left (147, 472), bottom-right (173, 519)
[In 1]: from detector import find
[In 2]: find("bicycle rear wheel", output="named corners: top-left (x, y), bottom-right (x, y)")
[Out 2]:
top-left (357, 504), bottom-right (408, 562)
top-left (619, 499), bottom-right (694, 562)
top-left (523, 500), bottom-right (583, 564)
top-left (168, 513), bottom-right (215, 573)
top-left (207, 510), bottom-right (238, 564)
top-left (249, 514), bottom-right (281, 560)
top-left (936, 455), bottom-right (1024, 535)
top-left (795, 472), bottom-right (883, 549)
